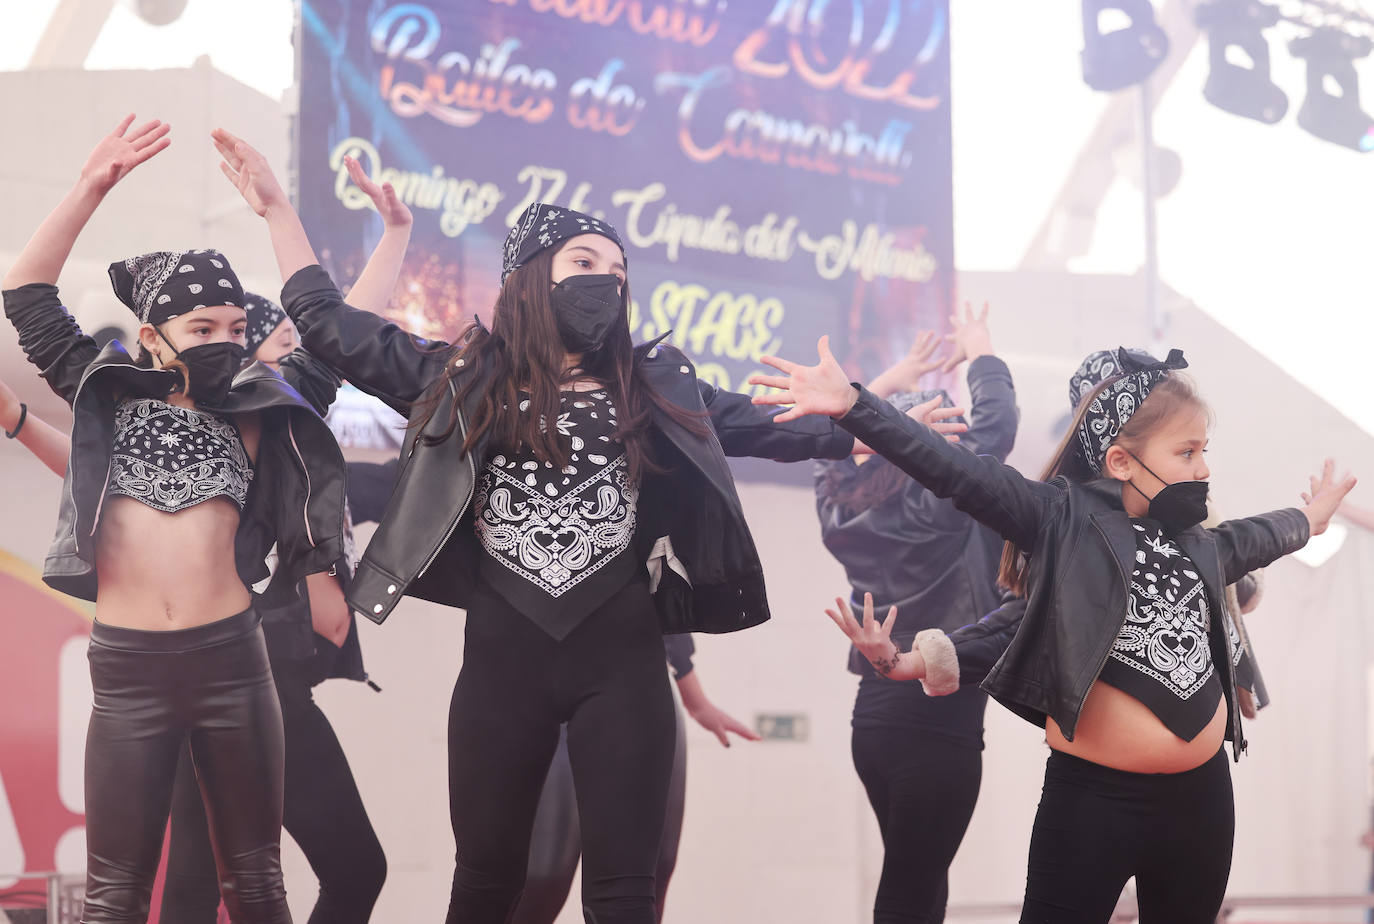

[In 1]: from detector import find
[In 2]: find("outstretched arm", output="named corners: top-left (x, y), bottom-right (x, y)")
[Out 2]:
top-left (1302, 459), bottom-right (1357, 536)
top-left (5, 116), bottom-right (171, 405)
top-left (943, 303), bottom-right (1019, 461)
top-left (0, 378), bottom-right (71, 477)
top-left (339, 155), bottom-right (413, 315)
top-left (212, 127), bottom-right (318, 283)
top-left (4, 114), bottom-right (170, 289)
top-left (1208, 460), bottom-right (1352, 584)
top-left (750, 337), bottom-right (1056, 549)
top-left (214, 129), bottom-right (447, 408)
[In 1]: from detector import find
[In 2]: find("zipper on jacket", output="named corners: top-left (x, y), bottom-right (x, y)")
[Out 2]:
top-left (1211, 544), bottom-right (1247, 756)
top-left (287, 416), bottom-right (315, 547)
top-left (85, 454), bottom-right (118, 541)
top-left (416, 380), bottom-right (476, 580)
top-left (1073, 518), bottom-right (1131, 739)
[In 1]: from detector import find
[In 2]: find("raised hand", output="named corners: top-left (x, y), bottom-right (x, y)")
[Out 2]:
top-left (1300, 458), bottom-right (1357, 536)
top-left (867, 329), bottom-right (949, 398)
top-left (212, 128), bottom-right (289, 218)
top-left (749, 336), bottom-right (859, 422)
top-left (80, 114), bottom-right (171, 194)
top-left (941, 301), bottom-right (994, 373)
top-left (343, 155), bottom-right (413, 230)
top-left (907, 394), bottom-right (968, 443)
top-left (825, 593), bottom-right (926, 682)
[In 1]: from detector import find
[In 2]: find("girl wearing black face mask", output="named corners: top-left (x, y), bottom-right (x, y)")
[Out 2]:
top-left (751, 344), bottom-right (1355, 924)
top-left (219, 127), bottom-right (860, 924)
top-left (3, 116), bottom-right (350, 924)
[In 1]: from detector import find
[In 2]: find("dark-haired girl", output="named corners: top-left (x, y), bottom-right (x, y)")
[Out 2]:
top-left (3, 117), bottom-right (350, 924)
top-left (813, 306), bottom-right (1017, 924)
top-left (753, 339), bottom-right (1354, 924)
top-left (214, 129), bottom-right (856, 924)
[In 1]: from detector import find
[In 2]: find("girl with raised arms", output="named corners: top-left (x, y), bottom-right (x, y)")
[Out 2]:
top-left (750, 338), bottom-right (1353, 924)
top-left (2, 116), bottom-right (351, 923)
top-left (213, 128), bottom-right (857, 924)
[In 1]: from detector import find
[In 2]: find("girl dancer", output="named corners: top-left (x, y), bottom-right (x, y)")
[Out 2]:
top-left (3, 116), bottom-right (349, 924)
top-left (160, 165), bottom-right (412, 924)
top-left (751, 339), bottom-right (1353, 923)
top-left (212, 127), bottom-right (856, 924)
top-left (812, 306), bottom-right (1016, 924)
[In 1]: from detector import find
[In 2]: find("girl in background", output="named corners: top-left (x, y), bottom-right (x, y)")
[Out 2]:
top-left (812, 305), bottom-right (1016, 924)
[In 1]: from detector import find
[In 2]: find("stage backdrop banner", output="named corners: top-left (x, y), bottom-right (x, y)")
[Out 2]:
top-left (296, 0), bottom-right (953, 478)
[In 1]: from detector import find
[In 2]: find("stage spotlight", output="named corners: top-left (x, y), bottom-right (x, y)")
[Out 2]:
top-left (1082, 0), bottom-right (1171, 92)
top-left (1290, 27), bottom-right (1374, 152)
top-left (1195, 0), bottom-right (1287, 124)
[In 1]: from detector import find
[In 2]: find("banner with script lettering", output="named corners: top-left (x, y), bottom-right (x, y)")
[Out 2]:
top-left (296, 0), bottom-right (953, 480)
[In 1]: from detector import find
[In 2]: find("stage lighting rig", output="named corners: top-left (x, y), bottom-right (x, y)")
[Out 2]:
top-left (1081, 0), bottom-right (1172, 91)
top-left (1195, 0), bottom-right (1288, 123)
top-left (1290, 26), bottom-right (1374, 152)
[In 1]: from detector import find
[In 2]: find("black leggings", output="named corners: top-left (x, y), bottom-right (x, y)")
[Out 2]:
top-left (82, 609), bottom-right (290, 924)
top-left (1020, 748), bottom-right (1234, 924)
top-left (158, 657), bottom-right (386, 923)
top-left (446, 579), bottom-right (677, 924)
top-left (512, 694), bottom-right (688, 924)
top-left (851, 727), bottom-right (983, 924)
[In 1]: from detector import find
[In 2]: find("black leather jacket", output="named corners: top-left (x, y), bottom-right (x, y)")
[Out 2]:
top-left (838, 386), bottom-right (1310, 760)
top-left (814, 355), bottom-right (1018, 675)
top-left (950, 572), bottom-right (1268, 691)
top-left (3, 283), bottom-right (348, 606)
top-left (280, 264), bottom-right (854, 632)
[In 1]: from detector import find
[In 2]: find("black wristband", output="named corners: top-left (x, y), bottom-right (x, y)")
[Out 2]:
top-left (4, 403), bottom-right (26, 439)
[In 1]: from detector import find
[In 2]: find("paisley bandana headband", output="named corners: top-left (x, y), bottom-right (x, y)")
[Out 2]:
top-left (1075, 348), bottom-right (1188, 475)
top-left (1068, 346), bottom-right (1160, 411)
top-left (109, 249), bottom-right (245, 325)
top-left (243, 291), bottom-right (287, 355)
top-left (501, 203), bottom-right (625, 285)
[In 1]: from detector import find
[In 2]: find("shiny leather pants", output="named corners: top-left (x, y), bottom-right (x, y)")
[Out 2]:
top-left (82, 609), bottom-right (291, 924)
top-left (159, 657), bottom-right (385, 924)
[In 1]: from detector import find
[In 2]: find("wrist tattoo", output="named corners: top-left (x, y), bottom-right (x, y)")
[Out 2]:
top-left (871, 642), bottom-right (903, 677)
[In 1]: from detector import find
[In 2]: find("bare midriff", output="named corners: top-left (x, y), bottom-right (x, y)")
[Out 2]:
top-left (93, 495), bottom-right (251, 630)
top-left (1046, 679), bottom-right (1227, 774)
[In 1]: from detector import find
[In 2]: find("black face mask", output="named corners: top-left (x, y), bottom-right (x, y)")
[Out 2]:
top-left (1125, 451), bottom-right (1209, 537)
top-left (549, 274), bottom-right (623, 354)
top-left (157, 330), bottom-right (247, 406)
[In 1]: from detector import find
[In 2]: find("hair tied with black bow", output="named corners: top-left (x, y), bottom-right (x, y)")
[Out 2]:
top-left (1074, 346), bottom-right (1188, 475)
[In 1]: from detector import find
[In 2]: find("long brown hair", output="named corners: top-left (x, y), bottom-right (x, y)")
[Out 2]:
top-left (816, 456), bottom-right (910, 517)
top-left (996, 372), bottom-right (1210, 595)
top-left (411, 245), bottom-right (708, 479)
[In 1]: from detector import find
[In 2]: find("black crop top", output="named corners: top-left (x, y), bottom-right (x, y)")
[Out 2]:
top-left (105, 396), bottom-right (252, 514)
